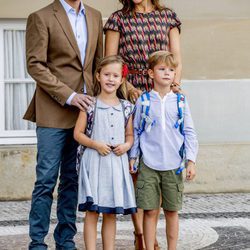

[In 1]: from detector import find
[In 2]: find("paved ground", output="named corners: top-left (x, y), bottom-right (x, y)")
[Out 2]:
top-left (0, 193), bottom-right (250, 249)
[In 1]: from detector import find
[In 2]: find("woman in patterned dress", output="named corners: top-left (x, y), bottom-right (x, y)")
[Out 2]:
top-left (104, 1), bottom-right (182, 249)
top-left (104, 0), bottom-right (182, 97)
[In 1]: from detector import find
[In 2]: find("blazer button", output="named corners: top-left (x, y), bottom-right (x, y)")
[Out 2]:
top-left (81, 88), bottom-right (84, 92)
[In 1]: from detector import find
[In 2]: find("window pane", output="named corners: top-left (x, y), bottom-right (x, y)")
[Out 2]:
top-left (5, 82), bottom-right (35, 130)
top-left (4, 30), bottom-right (35, 130)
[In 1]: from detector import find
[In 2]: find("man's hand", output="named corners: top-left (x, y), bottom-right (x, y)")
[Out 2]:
top-left (186, 160), bottom-right (196, 181)
top-left (112, 143), bottom-right (130, 156)
top-left (95, 142), bottom-right (112, 156)
top-left (71, 94), bottom-right (94, 111)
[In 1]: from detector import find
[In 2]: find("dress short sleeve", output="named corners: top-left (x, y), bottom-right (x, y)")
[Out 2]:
top-left (169, 10), bottom-right (182, 33)
top-left (104, 11), bottom-right (121, 34)
top-left (120, 99), bottom-right (135, 126)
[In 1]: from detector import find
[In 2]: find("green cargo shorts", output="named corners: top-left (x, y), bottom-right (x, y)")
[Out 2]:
top-left (136, 161), bottom-right (184, 211)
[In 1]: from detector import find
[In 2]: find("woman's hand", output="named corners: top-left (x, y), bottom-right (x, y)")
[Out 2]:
top-left (128, 87), bottom-right (142, 103)
top-left (112, 143), bottom-right (130, 156)
top-left (95, 142), bottom-right (112, 156)
top-left (171, 82), bottom-right (182, 94)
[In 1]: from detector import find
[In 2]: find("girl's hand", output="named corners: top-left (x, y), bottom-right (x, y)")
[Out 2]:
top-left (129, 159), bottom-right (136, 174)
top-left (186, 161), bottom-right (196, 180)
top-left (112, 143), bottom-right (130, 156)
top-left (95, 142), bottom-right (112, 156)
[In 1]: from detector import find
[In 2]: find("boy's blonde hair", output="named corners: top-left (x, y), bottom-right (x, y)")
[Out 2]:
top-left (93, 55), bottom-right (128, 99)
top-left (148, 50), bottom-right (178, 70)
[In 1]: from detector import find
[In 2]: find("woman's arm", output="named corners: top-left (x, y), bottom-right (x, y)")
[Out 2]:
top-left (74, 111), bottom-right (111, 156)
top-left (105, 30), bottom-right (120, 56)
top-left (169, 27), bottom-right (182, 84)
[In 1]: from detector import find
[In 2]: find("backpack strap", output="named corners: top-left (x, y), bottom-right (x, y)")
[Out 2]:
top-left (85, 97), bottom-right (97, 137)
top-left (175, 93), bottom-right (187, 175)
top-left (138, 92), bottom-right (150, 135)
top-left (174, 93), bottom-right (185, 135)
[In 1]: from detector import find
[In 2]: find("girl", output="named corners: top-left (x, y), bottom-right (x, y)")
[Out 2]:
top-left (74, 55), bottom-right (137, 250)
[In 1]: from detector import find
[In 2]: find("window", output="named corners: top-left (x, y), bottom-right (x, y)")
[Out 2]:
top-left (0, 20), bottom-right (36, 145)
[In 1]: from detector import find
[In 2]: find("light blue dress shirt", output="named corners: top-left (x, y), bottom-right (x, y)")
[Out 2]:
top-left (59, 0), bottom-right (88, 104)
top-left (130, 90), bottom-right (198, 171)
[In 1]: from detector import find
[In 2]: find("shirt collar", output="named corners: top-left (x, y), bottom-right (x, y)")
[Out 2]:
top-left (60, 0), bottom-right (85, 15)
top-left (151, 89), bottom-right (174, 101)
top-left (96, 99), bottom-right (123, 111)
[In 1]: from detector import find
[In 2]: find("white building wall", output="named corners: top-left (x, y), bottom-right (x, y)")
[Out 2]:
top-left (0, 0), bottom-right (250, 199)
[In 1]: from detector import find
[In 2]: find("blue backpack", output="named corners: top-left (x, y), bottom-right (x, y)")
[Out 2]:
top-left (138, 92), bottom-right (186, 175)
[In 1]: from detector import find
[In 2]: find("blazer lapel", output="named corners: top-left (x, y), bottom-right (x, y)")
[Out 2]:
top-left (83, 5), bottom-right (93, 70)
top-left (53, 0), bottom-right (82, 64)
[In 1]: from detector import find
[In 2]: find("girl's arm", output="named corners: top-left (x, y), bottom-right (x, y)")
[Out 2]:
top-left (112, 116), bottom-right (134, 156)
top-left (74, 111), bottom-right (111, 156)
top-left (125, 116), bottom-right (134, 149)
top-left (169, 27), bottom-right (182, 85)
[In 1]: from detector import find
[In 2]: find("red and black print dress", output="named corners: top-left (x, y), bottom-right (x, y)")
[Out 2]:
top-left (104, 8), bottom-right (181, 91)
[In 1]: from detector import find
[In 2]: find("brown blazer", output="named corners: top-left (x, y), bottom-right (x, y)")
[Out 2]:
top-left (23, 0), bottom-right (103, 128)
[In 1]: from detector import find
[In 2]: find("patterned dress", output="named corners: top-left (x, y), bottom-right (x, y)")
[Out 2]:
top-left (104, 8), bottom-right (181, 91)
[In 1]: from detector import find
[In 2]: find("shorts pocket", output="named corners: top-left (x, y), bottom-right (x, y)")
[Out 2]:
top-left (136, 180), bottom-right (144, 189)
top-left (136, 180), bottom-right (144, 199)
top-left (177, 183), bottom-right (184, 205)
top-left (177, 183), bottom-right (184, 192)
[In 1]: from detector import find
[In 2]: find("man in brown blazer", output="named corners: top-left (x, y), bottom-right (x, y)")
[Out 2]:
top-left (24, 0), bottom-right (103, 249)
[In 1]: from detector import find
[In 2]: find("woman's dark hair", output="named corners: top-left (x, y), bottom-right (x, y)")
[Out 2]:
top-left (119, 0), bottom-right (165, 13)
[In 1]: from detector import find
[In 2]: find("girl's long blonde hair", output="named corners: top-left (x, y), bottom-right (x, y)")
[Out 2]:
top-left (119, 0), bottom-right (164, 13)
top-left (93, 55), bottom-right (128, 100)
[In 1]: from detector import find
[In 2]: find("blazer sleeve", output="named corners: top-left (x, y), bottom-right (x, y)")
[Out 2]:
top-left (92, 12), bottom-right (103, 75)
top-left (26, 12), bottom-right (74, 106)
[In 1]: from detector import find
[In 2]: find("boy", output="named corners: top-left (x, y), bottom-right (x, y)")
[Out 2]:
top-left (129, 51), bottom-right (198, 250)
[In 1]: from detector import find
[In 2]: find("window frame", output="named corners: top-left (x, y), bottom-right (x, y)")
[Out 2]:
top-left (0, 19), bottom-right (36, 145)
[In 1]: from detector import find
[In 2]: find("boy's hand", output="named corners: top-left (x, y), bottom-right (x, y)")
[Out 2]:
top-left (95, 142), bottom-right (112, 156)
top-left (129, 159), bottom-right (136, 174)
top-left (112, 143), bottom-right (130, 156)
top-left (186, 160), bottom-right (196, 180)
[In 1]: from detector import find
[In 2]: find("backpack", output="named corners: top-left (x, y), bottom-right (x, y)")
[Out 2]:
top-left (76, 98), bottom-right (134, 172)
top-left (138, 92), bottom-right (186, 175)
